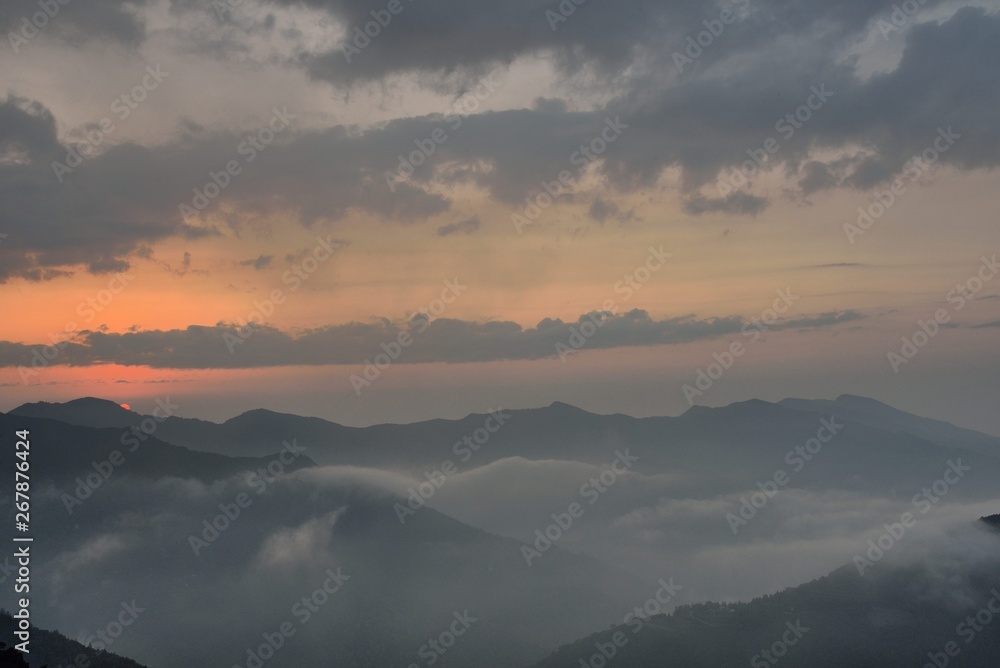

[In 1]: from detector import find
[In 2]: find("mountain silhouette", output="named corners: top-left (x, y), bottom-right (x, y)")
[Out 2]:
top-left (533, 519), bottom-right (1000, 667)
top-left (0, 610), bottom-right (148, 667)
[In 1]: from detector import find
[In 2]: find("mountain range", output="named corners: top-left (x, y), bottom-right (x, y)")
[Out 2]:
top-left (1, 395), bottom-right (998, 666)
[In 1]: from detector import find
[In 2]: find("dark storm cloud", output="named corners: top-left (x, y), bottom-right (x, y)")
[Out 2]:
top-left (262, 0), bottom-right (915, 87)
top-left (0, 100), bottom-right (448, 282)
top-left (2, 6), bottom-right (998, 282)
top-left (363, 7), bottom-right (1000, 215)
top-left (0, 0), bottom-right (147, 49)
top-left (0, 95), bottom-right (61, 156)
top-left (0, 309), bottom-right (865, 369)
top-left (601, 7), bottom-right (1000, 205)
top-left (814, 6), bottom-right (1000, 185)
top-left (272, 0), bottom-right (668, 86)
top-left (0, 99), bottom-right (200, 282)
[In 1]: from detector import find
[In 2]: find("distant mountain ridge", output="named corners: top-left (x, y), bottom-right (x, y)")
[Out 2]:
top-left (780, 394), bottom-right (1000, 455)
top-left (10, 394), bottom-right (999, 465)
top-left (9, 395), bottom-right (1000, 503)
top-left (0, 412), bottom-right (316, 487)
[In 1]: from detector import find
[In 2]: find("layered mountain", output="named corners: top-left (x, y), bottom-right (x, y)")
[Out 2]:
top-left (0, 411), bottom-right (644, 667)
top-left (4, 396), bottom-right (1000, 666)
top-left (0, 411), bottom-right (316, 488)
top-left (533, 519), bottom-right (1000, 667)
top-left (13, 395), bottom-right (1000, 499)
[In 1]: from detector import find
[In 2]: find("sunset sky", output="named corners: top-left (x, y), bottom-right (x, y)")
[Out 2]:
top-left (1, 0), bottom-right (998, 434)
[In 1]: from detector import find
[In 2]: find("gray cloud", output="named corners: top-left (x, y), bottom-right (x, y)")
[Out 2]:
top-left (436, 216), bottom-right (480, 237)
top-left (257, 0), bottom-right (919, 89)
top-left (620, 8), bottom-right (999, 199)
top-left (797, 160), bottom-right (840, 195)
top-left (682, 192), bottom-right (769, 216)
top-left (0, 95), bottom-right (61, 157)
top-left (238, 254), bottom-right (273, 270)
top-left (941, 315), bottom-right (1000, 329)
top-left (0, 309), bottom-right (866, 369)
top-left (3, 5), bottom-right (998, 283)
top-left (272, 0), bottom-right (666, 86)
top-left (382, 7), bottom-right (1000, 213)
top-left (588, 198), bottom-right (619, 223)
top-left (586, 197), bottom-right (637, 224)
top-left (0, 100), bottom-right (447, 282)
top-left (0, 0), bottom-right (146, 49)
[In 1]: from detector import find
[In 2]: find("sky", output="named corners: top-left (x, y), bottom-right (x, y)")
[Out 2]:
top-left (0, 0), bottom-right (998, 434)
